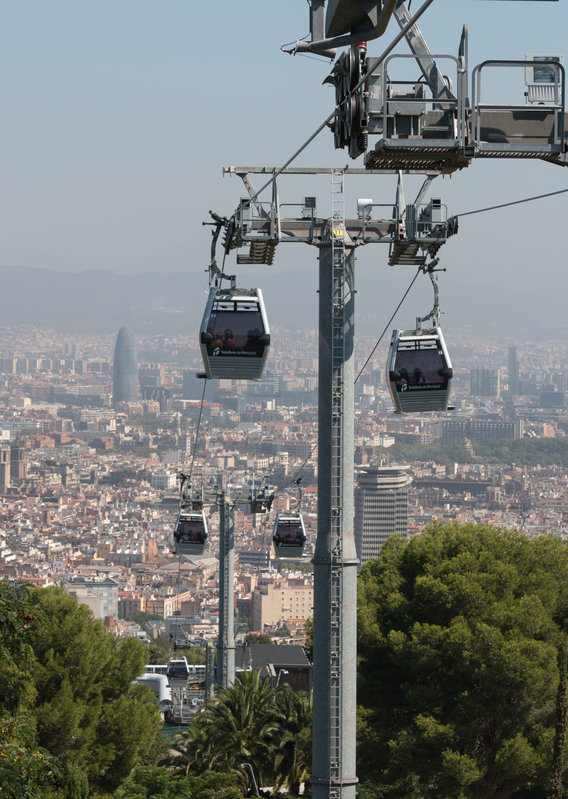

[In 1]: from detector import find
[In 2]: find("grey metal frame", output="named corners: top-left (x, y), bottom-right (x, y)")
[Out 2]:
top-left (217, 498), bottom-right (235, 690)
top-left (219, 163), bottom-right (458, 799)
top-left (377, 52), bottom-right (466, 148)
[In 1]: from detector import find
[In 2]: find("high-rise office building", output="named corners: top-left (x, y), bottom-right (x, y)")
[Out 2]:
top-left (354, 465), bottom-right (411, 564)
top-left (10, 445), bottom-right (26, 481)
top-left (470, 368), bottom-right (500, 397)
top-left (508, 346), bottom-right (519, 396)
top-left (112, 327), bottom-right (139, 407)
top-left (0, 446), bottom-right (10, 493)
top-left (182, 370), bottom-right (205, 401)
top-left (139, 365), bottom-right (163, 390)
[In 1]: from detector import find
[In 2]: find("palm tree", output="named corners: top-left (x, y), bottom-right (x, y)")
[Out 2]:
top-left (271, 686), bottom-right (312, 795)
top-left (174, 724), bottom-right (220, 775)
top-left (177, 670), bottom-right (279, 791)
top-left (175, 671), bottom-right (312, 795)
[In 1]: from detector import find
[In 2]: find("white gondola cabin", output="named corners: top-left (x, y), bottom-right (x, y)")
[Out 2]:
top-left (173, 510), bottom-right (208, 556)
top-left (200, 286), bottom-right (270, 380)
top-left (166, 656), bottom-right (190, 687)
top-left (387, 326), bottom-right (453, 413)
top-left (273, 512), bottom-right (307, 558)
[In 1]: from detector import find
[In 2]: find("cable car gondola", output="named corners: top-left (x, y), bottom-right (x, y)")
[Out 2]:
top-left (200, 286), bottom-right (270, 380)
top-left (387, 325), bottom-right (453, 413)
top-left (166, 656), bottom-right (190, 687)
top-left (273, 512), bottom-right (307, 558)
top-left (173, 509), bottom-right (208, 556)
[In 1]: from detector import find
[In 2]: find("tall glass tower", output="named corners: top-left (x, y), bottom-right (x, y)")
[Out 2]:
top-left (112, 327), bottom-right (139, 407)
top-left (508, 346), bottom-right (519, 396)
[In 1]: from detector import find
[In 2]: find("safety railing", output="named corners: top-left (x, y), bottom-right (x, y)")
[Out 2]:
top-left (471, 60), bottom-right (566, 156)
top-left (370, 53), bottom-right (468, 148)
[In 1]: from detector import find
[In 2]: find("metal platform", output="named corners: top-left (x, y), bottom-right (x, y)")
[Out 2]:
top-left (365, 142), bottom-right (472, 174)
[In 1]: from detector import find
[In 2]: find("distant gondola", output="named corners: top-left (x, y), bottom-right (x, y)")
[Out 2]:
top-left (200, 286), bottom-right (270, 380)
top-left (173, 510), bottom-right (208, 556)
top-left (387, 326), bottom-right (453, 413)
top-left (273, 512), bottom-right (307, 558)
top-left (166, 656), bottom-right (190, 686)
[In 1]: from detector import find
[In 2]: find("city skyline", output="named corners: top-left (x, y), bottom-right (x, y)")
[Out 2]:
top-left (0, 1), bottom-right (566, 334)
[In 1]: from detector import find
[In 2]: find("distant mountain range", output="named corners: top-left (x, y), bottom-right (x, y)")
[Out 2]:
top-left (0, 264), bottom-right (563, 339)
top-left (0, 265), bottom-right (194, 333)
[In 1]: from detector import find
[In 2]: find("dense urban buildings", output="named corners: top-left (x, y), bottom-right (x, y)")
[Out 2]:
top-left (0, 322), bottom-right (567, 647)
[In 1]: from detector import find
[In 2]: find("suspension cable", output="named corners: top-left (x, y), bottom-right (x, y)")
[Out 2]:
top-left (293, 443), bottom-right (319, 485)
top-left (292, 265), bottom-right (423, 483)
top-left (173, 378), bottom-right (208, 606)
top-left (176, 550), bottom-right (183, 614)
top-left (186, 378), bottom-right (207, 483)
top-left (355, 265), bottom-right (422, 383)
top-left (456, 186), bottom-right (568, 219)
top-left (256, 515), bottom-right (271, 582)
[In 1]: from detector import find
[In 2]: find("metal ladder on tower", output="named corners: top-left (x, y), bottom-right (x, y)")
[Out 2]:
top-left (329, 168), bottom-right (345, 798)
top-left (218, 497), bottom-right (235, 689)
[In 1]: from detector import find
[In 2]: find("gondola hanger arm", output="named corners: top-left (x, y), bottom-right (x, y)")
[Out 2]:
top-left (204, 211), bottom-right (236, 288)
top-left (416, 258), bottom-right (444, 330)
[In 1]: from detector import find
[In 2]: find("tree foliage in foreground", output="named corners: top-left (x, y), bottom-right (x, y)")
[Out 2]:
top-left (0, 582), bottom-right (163, 797)
top-left (116, 766), bottom-right (244, 799)
top-left (25, 587), bottom-right (163, 795)
top-left (357, 522), bottom-right (568, 798)
top-left (0, 581), bottom-right (58, 797)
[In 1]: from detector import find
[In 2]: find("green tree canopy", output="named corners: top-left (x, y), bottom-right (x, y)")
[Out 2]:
top-left (116, 766), bottom-right (244, 799)
top-left (0, 581), bottom-right (58, 797)
top-left (375, 437), bottom-right (568, 468)
top-left (25, 587), bottom-right (163, 795)
top-left (357, 522), bottom-right (568, 798)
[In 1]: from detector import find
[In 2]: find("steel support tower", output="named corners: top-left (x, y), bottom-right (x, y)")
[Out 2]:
top-left (217, 496), bottom-right (236, 689)
top-left (220, 163), bottom-right (455, 799)
top-left (312, 171), bottom-right (358, 799)
top-left (194, 484), bottom-right (272, 690)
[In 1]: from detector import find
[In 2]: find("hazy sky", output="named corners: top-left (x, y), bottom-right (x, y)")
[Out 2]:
top-left (1, 0), bottom-right (567, 330)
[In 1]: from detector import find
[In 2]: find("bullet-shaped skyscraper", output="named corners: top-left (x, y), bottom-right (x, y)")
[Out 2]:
top-left (113, 327), bottom-right (139, 407)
